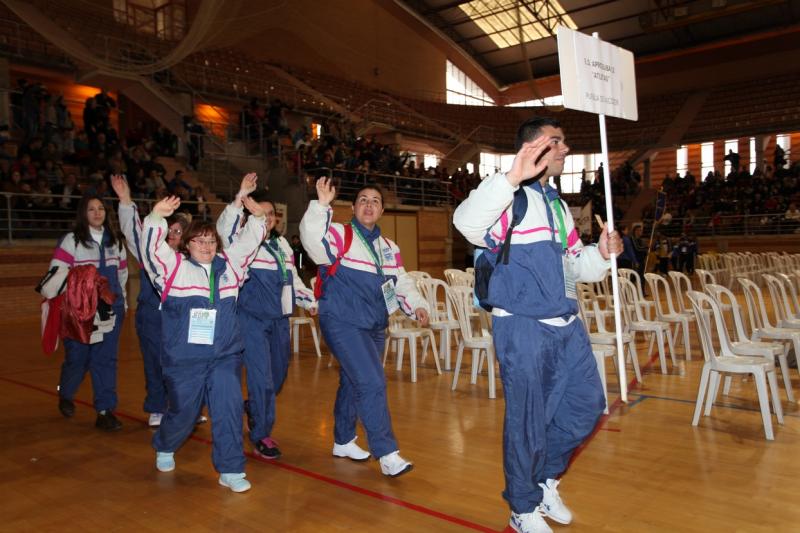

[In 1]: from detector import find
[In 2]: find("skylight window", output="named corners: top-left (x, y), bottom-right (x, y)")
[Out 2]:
top-left (459, 0), bottom-right (577, 49)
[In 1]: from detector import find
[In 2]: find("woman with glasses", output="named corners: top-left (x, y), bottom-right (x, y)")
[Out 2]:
top-left (111, 175), bottom-right (189, 427)
top-left (216, 175), bottom-right (317, 460)
top-left (139, 180), bottom-right (266, 493)
top-left (38, 194), bottom-right (128, 431)
top-left (300, 178), bottom-right (430, 478)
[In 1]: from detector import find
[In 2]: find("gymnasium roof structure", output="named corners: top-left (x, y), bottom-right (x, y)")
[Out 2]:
top-left (400, 0), bottom-right (800, 87)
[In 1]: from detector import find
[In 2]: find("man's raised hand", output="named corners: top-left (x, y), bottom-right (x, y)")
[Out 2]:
top-left (506, 135), bottom-right (552, 187)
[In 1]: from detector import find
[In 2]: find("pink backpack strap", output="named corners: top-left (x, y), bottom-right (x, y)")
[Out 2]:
top-left (160, 253), bottom-right (182, 304)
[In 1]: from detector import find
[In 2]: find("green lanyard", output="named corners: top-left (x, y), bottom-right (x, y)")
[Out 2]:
top-left (208, 264), bottom-right (215, 305)
top-left (263, 239), bottom-right (288, 282)
top-left (549, 199), bottom-right (568, 252)
top-left (352, 224), bottom-right (384, 278)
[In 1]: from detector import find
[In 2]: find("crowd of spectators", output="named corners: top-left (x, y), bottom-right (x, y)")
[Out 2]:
top-left (1, 80), bottom-right (206, 235)
top-left (649, 149), bottom-right (800, 236)
top-left (290, 122), bottom-right (485, 205)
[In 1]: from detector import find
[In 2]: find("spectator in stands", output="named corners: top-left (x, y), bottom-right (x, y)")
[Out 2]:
top-left (54, 94), bottom-right (73, 132)
top-left (184, 116), bottom-right (205, 170)
top-left (290, 234), bottom-right (307, 272)
top-left (53, 172), bottom-right (80, 213)
top-left (775, 145), bottom-right (787, 169)
top-left (83, 97), bottom-right (99, 143)
top-left (12, 153), bottom-right (37, 181)
top-left (166, 170), bottom-right (193, 196)
top-left (617, 224), bottom-right (638, 271)
top-left (654, 233), bottom-right (671, 274)
top-left (38, 158), bottom-right (63, 187)
top-left (784, 202), bottom-right (800, 231)
top-left (724, 149), bottom-right (740, 175)
top-left (31, 178), bottom-right (55, 211)
top-left (0, 157), bottom-right (10, 183)
top-left (22, 81), bottom-right (45, 140)
top-left (631, 224), bottom-right (649, 289)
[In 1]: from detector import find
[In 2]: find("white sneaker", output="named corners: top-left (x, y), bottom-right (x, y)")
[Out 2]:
top-left (539, 478), bottom-right (572, 524)
top-left (510, 506), bottom-right (552, 533)
top-left (218, 473), bottom-right (251, 493)
top-left (148, 413), bottom-right (163, 427)
top-left (155, 451), bottom-right (175, 472)
top-left (378, 451), bottom-right (413, 477)
top-left (332, 437), bottom-right (371, 462)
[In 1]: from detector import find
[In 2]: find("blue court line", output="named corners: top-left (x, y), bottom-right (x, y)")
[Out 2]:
top-left (627, 392), bottom-right (800, 418)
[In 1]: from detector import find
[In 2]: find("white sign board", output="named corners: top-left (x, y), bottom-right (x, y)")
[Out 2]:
top-left (557, 26), bottom-right (638, 121)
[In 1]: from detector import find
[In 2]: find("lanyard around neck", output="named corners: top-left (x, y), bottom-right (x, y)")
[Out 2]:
top-left (544, 196), bottom-right (568, 252)
top-left (208, 264), bottom-right (215, 305)
top-left (263, 239), bottom-right (288, 282)
top-left (351, 224), bottom-right (384, 278)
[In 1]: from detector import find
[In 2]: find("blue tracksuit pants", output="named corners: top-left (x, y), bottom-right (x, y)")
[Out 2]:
top-left (240, 312), bottom-right (291, 443)
top-left (153, 353), bottom-right (245, 473)
top-left (135, 304), bottom-right (167, 414)
top-left (492, 315), bottom-right (605, 514)
top-left (60, 309), bottom-right (125, 412)
top-left (320, 316), bottom-right (398, 459)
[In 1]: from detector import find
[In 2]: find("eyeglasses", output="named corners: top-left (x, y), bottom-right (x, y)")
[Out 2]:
top-left (190, 238), bottom-right (217, 247)
top-left (168, 228), bottom-right (183, 235)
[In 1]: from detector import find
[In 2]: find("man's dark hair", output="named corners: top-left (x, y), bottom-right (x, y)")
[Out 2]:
top-left (514, 117), bottom-right (561, 152)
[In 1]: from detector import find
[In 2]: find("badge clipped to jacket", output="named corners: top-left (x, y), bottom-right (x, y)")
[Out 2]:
top-left (382, 279), bottom-right (399, 314)
top-left (188, 308), bottom-right (216, 344)
top-left (549, 197), bottom-right (577, 301)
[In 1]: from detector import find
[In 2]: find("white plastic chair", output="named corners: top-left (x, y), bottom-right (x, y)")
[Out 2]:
top-left (667, 270), bottom-right (695, 316)
top-left (618, 277), bottom-right (676, 375)
top-left (591, 344), bottom-right (614, 415)
top-left (579, 297), bottom-right (642, 383)
top-left (705, 283), bottom-right (793, 402)
top-left (763, 274), bottom-right (800, 328)
top-left (289, 308), bottom-right (322, 358)
top-left (739, 277), bottom-right (800, 398)
top-left (450, 271), bottom-right (475, 287)
top-left (417, 278), bottom-right (460, 370)
top-left (618, 268), bottom-right (655, 320)
top-left (687, 290), bottom-right (783, 441)
top-left (645, 273), bottom-right (693, 360)
top-left (777, 272), bottom-right (800, 319)
top-left (382, 311), bottom-right (441, 383)
top-left (444, 268), bottom-right (464, 286)
top-left (447, 285), bottom-right (496, 399)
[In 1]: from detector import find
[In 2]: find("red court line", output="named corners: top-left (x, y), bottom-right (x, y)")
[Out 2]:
top-left (0, 375), bottom-right (499, 533)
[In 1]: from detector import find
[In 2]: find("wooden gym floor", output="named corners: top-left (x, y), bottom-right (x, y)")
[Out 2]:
top-left (0, 311), bottom-right (799, 532)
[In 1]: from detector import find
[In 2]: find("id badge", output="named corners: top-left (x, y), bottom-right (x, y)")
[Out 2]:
top-left (281, 284), bottom-right (293, 315)
top-left (562, 254), bottom-right (577, 300)
top-left (188, 308), bottom-right (217, 345)
top-left (382, 279), bottom-right (400, 314)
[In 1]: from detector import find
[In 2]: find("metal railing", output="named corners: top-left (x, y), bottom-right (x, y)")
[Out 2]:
top-left (643, 213), bottom-right (800, 238)
top-left (0, 192), bottom-right (226, 244)
top-left (301, 168), bottom-right (454, 208)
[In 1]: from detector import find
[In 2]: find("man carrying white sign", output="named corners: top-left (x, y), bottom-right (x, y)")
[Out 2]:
top-left (453, 118), bottom-right (622, 533)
